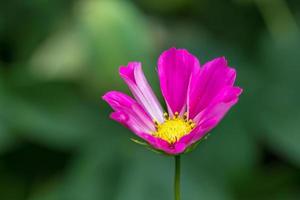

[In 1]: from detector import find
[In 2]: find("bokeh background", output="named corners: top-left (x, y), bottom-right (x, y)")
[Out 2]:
top-left (0, 0), bottom-right (300, 199)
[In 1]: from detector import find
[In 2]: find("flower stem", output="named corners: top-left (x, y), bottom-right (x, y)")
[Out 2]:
top-left (174, 155), bottom-right (181, 200)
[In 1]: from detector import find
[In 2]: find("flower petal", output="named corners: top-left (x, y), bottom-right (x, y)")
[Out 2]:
top-left (102, 91), bottom-right (156, 135)
top-left (195, 86), bottom-right (242, 124)
top-left (158, 48), bottom-right (200, 116)
top-left (181, 86), bottom-right (242, 146)
top-left (120, 62), bottom-right (164, 123)
top-left (188, 57), bottom-right (236, 119)
top-left (141, 133), bottom-right (187, 155)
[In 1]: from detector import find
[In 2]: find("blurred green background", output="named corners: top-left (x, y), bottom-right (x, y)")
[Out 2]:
top-left (0, 0), bottom-right (300, 199)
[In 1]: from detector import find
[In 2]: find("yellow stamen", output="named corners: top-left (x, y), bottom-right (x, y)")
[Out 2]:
top-left (163, 112), bottom-right (169, 120)
top-left (153, 120), bottom-right (159, 127)
top-left (183, 112), bottom-right (188, 120)
top-left (174, 112), bottom-right (179, 118)
top-left (152, 112), bottom-right (195, 144)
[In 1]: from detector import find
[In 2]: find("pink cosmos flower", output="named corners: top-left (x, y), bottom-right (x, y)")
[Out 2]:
top-left (103, 48), bottom-right (242, 155)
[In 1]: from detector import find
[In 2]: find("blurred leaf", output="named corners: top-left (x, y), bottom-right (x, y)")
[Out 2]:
top-left (30, 27), bottom-right (86, 80)
top-left (183, 171), bottom-right (234, 200)
top-left (115, 152), bottom-right (172, 200)
top-left (0, 72), bottom-right (101, 150)
top-left (135, 0), bottom-right (192, 14)
top-left (0, 165), bottom-right (27, 200)
top-left (259, 35), bottom-right (300, 166)
top-left (0, 73), bottom-right (16, 153)
top-left (76, 0), bottom-right (155, 92)
top-left (0, 122), bottom-right (16, 154)
top-left (28, 0), bottom-right (155, 95)
top-left (0, 0), bottom-right (76, 61)
top-left (28, 116), bottom-right (126, 200)
top-left (234, 166), bottom-right (300, 200)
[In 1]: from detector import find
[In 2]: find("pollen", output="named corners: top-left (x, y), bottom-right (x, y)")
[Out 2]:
top-left (152, 112), bottom-right (195, 144)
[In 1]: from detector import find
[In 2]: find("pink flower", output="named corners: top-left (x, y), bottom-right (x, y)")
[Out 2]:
top-left (103, 48), bottom-right (242, 155)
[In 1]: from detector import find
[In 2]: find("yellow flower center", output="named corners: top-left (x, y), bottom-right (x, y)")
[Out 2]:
top-left (152, 112), bottom-right (195, 144)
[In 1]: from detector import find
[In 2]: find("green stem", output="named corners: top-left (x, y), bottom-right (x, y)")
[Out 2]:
top-left (174, 155), bottom-right (181, 200)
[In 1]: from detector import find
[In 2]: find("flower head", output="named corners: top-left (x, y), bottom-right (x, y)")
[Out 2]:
top-left (103, 48), bottom-right (242, 155)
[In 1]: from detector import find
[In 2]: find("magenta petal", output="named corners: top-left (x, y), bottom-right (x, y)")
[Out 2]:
top-left (158, 48), bottom-right (200, 116)
top-left (181, 86), bottom-right (242, 146)
top-left (102, 91), bottom-right (155, 136)
top-left (141, 133), bottom-right (187, 155)
top-left (195, 86), bottom-right (242, 124)
top-left (160, 142), bottom-right (186, 155)
top-left (120, 62), bottom-right (164, 123)
top-left (188, 57), bottom-right (237, 119)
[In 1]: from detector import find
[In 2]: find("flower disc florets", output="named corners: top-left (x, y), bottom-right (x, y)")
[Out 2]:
top-left (153, 112), bottom-right (195, 144)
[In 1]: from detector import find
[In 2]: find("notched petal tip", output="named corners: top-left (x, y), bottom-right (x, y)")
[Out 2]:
top-left (160, 47), bottom-right (177, 55)
top-left (102, 91), bottom-right (115, 101)
top-left (159, 47), bottom-right (200, 66)
top-left (102, 91), bottom-right (134, 108)
top-left (217, 56), bottom-right (227, 64)
top-left (222, 86), bottom-right (243, 103)
top-left (161, 47), bottom-right (192, 54)
top-left (119, 62), bottom-right (141, 82)
top-left (102, 91), bottom-right (116, 104)
top-left (236, 87), bottom-right (243, 95)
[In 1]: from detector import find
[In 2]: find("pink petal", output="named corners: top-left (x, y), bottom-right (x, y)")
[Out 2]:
top-left (141, 133), bottom-right (187, 155)
top-left (181, 86), bottom-right (242, 146)
top-left (120, 62), bottom-right (164, 123)
top-left (158, 48), bottom-right (200, 116)
top-left (195, 87), bottom-right (242, 124)
top-left (188, 57), bottom-right (236, 119)
top-left (102, 91), bottom-right (156, 136)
